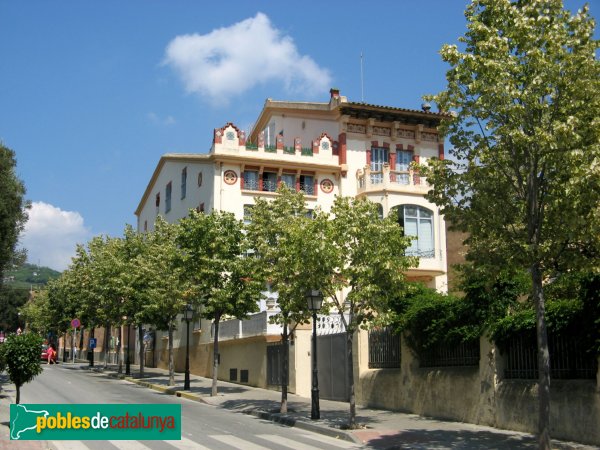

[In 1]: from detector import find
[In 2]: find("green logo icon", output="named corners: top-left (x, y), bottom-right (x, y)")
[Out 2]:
top-left (10, 404), bottom-right (181, 440)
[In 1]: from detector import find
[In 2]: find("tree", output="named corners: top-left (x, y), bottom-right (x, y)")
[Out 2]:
top-left (0, 332), bottom-right (43, 403)
top-left (245, 187), bottom-right (332, 413)
top-left (136, 217), bottom-right (187, 386)
top-left (0, 143), bottom-right (29, 281)
top-left (178, 210), bottom-right (261, 395)
top-left (422, 1), bottom-right (600, 447)
top-left (324, 196), bottom-right (414, 428)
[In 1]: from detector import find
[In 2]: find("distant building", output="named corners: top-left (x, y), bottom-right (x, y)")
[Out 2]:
top-left (135, 89), bottom-right (449, 399)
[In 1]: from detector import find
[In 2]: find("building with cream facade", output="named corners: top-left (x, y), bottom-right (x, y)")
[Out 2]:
top-left (134, 89), bottom-right (448, 399)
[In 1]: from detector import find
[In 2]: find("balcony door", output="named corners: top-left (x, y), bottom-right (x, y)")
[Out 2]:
top-left (370, 147), bottom-right (389, 183)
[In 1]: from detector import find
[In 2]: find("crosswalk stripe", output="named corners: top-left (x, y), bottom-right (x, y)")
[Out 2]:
top-left (210, 434), bottom-right (267, 450)
top-left (257, 434), bottom-right (322, 449)
top-left (51, 441), bottom-right (90, 450)
top-left (301, 432), bottom-right (360, 448)
top-left (109, 440), bottom-right (154, 450)
top-left (165, 436), bottom-right (212, 450)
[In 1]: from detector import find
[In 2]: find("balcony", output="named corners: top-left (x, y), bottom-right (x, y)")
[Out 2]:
top-left (357, 164), bottom-right (429, 195)
top-left (217, 311), bottom-right (283, 341)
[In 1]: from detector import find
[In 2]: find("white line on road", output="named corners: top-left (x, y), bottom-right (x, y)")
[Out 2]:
top-left (301, 432), bottom-right (361, 448)
top-left (210, 434), bottom-right (269, 450)
top-left (257, 433), bottom-right (326, 449)
top-left (109, 440), bottom-right (154, 450)
top-left (164, 436), bottom-right (212, 450)
top-left (50, 441), bottom-right (90, 450)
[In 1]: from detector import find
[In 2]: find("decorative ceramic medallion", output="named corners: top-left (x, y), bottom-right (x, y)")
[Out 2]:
top-left (320, 178), bottom-right (334, 194)
top-left (321, 141), bottom-right (330, 150)
top-left (223, 170), bottom-right (238, 185)
top-left (226, 131), bottom-right (235, 140)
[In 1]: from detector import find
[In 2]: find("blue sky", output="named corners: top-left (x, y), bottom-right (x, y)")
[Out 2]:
top-left (1, 1), bottom-right (596, 271)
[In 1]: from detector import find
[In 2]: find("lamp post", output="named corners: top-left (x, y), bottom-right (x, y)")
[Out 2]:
top-left (183, 303), bottom-right (194, 391)
top-left (306, 289), bottom-right (323, 420)
top-left (125, 323), bottom-right (131, 376)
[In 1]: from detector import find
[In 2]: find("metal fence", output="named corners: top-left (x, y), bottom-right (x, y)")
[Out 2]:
top-left (368, 327), bottom-right (401, 369)
top-left (419, 340), bottom-right (480, 368)
top-left (503, 333), bottom-right (598, 380)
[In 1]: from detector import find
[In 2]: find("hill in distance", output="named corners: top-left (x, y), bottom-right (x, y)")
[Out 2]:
top-left (2, 263), bottom-right (61, 290)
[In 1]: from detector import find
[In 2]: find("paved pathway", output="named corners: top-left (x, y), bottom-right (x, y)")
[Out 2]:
top-left (2, 364), bottom-right (597, 449)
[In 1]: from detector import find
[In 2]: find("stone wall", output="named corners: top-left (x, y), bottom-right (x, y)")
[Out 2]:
top-left (355, 330), bottom-right (600, 446)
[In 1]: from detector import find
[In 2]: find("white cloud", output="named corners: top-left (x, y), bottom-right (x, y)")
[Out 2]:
top-left (163, 13), bottom-right (332, 102)
top-left (18, 202), bottom-right (92, 272)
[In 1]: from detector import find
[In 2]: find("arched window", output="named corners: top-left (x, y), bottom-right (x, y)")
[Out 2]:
top-left (391, 205), bottom-right (434, 258)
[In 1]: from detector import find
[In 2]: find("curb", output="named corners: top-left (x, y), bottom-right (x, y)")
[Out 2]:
top-left (246, 410), bottom-right (358, 444)
top-left (93, 369), bottom-right (359, 444)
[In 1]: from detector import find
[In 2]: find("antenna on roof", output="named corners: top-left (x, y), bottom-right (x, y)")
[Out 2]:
top-left (360, 51), bottom-right (365, 103)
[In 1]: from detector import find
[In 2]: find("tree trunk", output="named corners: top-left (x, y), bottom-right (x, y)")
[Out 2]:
top-left (138, 325), bottom-right (145, 378)
top-left (212, 315), bottom-right (221, 397)
top-left (280, 322), bottom-right (289, 414)
top-left (16, 384), bottom-right (20, 404)
top-left (347, 329), bottom-right (356, 429)
top-left (533, 263), bottom-right (551, 450)
top-left (168, 322), bottom-right (175, 386)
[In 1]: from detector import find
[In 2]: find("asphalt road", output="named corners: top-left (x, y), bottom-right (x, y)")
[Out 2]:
top-left (16, 364), bottom-right (363, 450)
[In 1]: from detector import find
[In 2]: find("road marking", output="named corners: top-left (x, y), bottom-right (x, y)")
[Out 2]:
top-left (301, 433), bottom-right (360, 448)
top-left (210, 434), bottom-right (267, 450)
top-left (51, 442), bottom-right (90, 450)
top-left (165, 436), bottom-right (212, 450)
top-left (257, 434), bottom-right (322, 449)
top-left (109, 440), bottom-right (154, 450)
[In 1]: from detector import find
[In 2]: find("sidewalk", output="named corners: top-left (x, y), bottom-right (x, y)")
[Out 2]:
top-left (76, 363), bottom-right (596, 449)
top-left (0, 374), bottom-right (50, 450)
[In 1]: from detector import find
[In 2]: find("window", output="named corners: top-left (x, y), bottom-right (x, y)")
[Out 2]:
top-left (281, 174), bottom-right (296, 190)
top-left (243, 171), bottom-right (259, 191)
top-left (395, 150), bottom-right (413, 185)
top-left (243, 205), bottom-right (254, 225)
top-left (262, 172), bottom-right (277, 192)
top-left (165, 182), bottom-right (172, 213)
top-left (181, 167), bottom-right (187, 199)
top-left (393, 205), bottom-right (434, 258)
top-left (265, 123), bottom-right (276, 148)
top-left (299, 175), bottom-right (314, 195)
top-left (155, 193), bottom-right (160, 213)
top-left (371, 147), bottom-right (389, 183)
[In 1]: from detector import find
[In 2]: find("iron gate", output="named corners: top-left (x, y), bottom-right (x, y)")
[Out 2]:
top-left (317, 333), bottom-right (349, 401)
top-left (267, 342), bottom-right (285, 386)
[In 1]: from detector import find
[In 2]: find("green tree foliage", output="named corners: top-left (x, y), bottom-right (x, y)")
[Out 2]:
top-left (0, 332), bottom-right (43, 403)
top-left (0, 143), bottom-right (29, 281)
top-left (137, 217), bottom-right (188, 385)
top-left (178, 211), bottom-right (261, 395)
top-left (245, 187), bottom-right (331, 412)
top-left (324, 196), bottom-right (414, 428)
top-left (423, 1), bottom-right (600, 446)
top-left (0, 286), bottom-right (29, 332)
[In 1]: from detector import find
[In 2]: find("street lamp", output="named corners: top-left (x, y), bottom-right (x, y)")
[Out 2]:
top-left (125, 323), bottom-right (131, 376)
top-left (183, 303), bottom-right (194, 391)
top-left (306, 289), bottom-right (323, 420)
